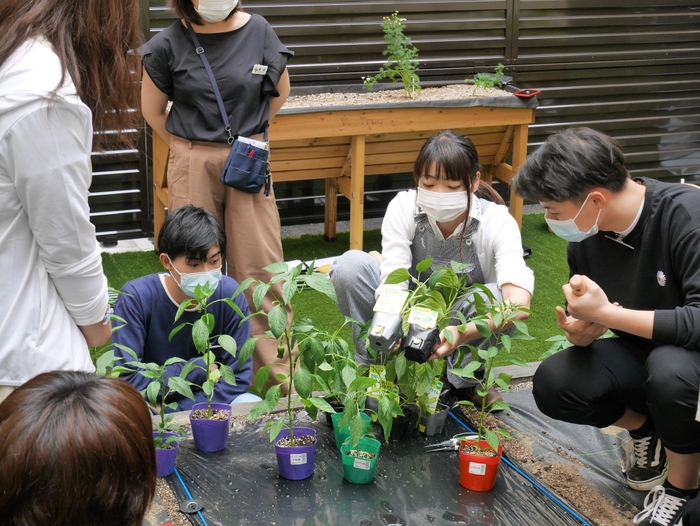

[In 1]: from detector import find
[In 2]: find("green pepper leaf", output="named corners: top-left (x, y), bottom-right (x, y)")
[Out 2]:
top-left (192, 319), bottom-right (210, 353)
top-left (293, 367), bottom-right (312, 399)
top-left (219, 364), bottom-right (237, 386)
top-left (268, 304), bottom-right (288, 339)
top-left (303, 274), bottom-right (337, 303)
top-left (415, 257), bottom-right (432, 273)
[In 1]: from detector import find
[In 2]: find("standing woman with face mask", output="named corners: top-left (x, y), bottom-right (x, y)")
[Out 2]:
top-left (329, 131), bottom-right (534, 406)
top-left (140, 0), bottom-right (294, 391)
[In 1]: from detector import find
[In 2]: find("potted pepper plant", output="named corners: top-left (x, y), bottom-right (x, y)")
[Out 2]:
top-left (120, 353), bottom-right (196, 477)
top-left (244, 262), bottom-right (341, 480)
top-left (450, 295), bottom-right (533, 491)
top-left (363, 258), bottom-right (475, 441)
top-left (322, 353), bottom-right (382, 484)
top-left (170, 282), bottom-right (243, 453)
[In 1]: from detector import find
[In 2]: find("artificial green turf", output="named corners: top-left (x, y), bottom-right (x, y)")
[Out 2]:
top-left (515, 213), bottom-right (570, 363)
top-left (100, 213), bottom-right (569, 366)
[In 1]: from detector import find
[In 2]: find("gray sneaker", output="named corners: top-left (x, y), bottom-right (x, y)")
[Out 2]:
top-left (626, 431), bottom-right (669, 491)
top-left (633, 485), bottom-right (689, 526)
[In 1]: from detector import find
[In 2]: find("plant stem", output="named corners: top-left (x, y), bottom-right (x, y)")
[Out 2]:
top-left (202, 300), bottom-right (212, 419)
top-left (284, 328), bottom-right (295, 446)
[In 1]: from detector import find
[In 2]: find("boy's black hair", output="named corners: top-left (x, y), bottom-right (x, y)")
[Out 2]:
top-left (158, 205), bottom-right (226, 262)
top-left (513, 127), bottom-right (629, 204)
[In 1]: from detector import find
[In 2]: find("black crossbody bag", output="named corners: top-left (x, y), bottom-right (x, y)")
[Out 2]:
top-left (186, 22), bottom-right (271, 196)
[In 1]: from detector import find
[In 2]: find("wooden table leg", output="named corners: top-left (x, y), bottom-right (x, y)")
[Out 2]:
top-left (348, 135), bottom-right (365, 251)
top-left (324, 178), bottom-right (339, 242)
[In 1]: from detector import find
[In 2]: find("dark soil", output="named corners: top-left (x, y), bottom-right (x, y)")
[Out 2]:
top-left (347, 449), bottom-right (377, 460)
top-left (190, 408), bottom-right (230, 421)
top-left (275, 434), bottom-right (317, 448)
top-left (459, 442), bottom-right (499, 458)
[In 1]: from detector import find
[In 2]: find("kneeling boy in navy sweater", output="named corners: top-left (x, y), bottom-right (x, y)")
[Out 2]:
top-left (112, 205), bottom-right (258, 411)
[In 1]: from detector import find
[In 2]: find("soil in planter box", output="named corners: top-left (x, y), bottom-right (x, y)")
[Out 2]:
top-left (459, 442), bottom-right (499, 458)
top-left (347, 449), bottom-right (376, 460)
top-left (190, 408), bottom-right (229, 420)
top-left (275, 434), bottom-right (316, 447)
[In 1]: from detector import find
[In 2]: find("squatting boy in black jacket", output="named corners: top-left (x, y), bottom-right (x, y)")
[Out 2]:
top-left (513, 127), bottom-right (700, 526)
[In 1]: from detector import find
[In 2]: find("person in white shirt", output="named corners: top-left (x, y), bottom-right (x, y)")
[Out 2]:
top-left (330, 130), bottom-right (534, 407)
top-left (0, 0), bottom-right (142, 401)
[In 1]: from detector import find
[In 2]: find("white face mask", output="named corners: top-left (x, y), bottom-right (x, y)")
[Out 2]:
top-left (545, 193), bottom-right (601, 243)
top-left (196, 0), bottom-right (238, 23)
top-left (168, 257), bottom-right (223, 298)
top-left (416, 188), bottom-right (469, 223)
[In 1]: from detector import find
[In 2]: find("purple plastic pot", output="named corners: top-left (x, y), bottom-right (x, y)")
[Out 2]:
top-left (154, 431), bottom-right (178, 477)
top-left (274, 426), bottom-right (317, 480)
top-left (189, 402), bottom-right (231, 453)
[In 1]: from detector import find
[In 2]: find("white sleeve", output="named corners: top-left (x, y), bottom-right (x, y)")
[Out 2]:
top-left (485, 206), bottom-right (535, 295)
top-left (377, 191), bottom-right (416, 297)
top-left (7, 102), bottom-right (109, 325)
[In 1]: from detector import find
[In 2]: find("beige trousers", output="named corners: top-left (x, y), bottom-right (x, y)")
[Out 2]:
top-left (168, 136), bottom-right (295, 392)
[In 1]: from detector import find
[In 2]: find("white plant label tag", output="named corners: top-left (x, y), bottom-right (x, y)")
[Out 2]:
top-left (373, 288), bottom-right (409, 315)
top-left (407, 306), bottom-right (438, 328)
top-left (252, 64), bottom-right (268, 75)
top-left (468, 462), bottom-right (487, 476)
top-left (290, 453), bottom-right (307, 465)
top-left (353, 458), bottom-right (371, 470)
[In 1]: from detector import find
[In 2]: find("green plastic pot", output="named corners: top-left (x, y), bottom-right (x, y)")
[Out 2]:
top-left (341, 437), bottom-right (381, 484)
top-left (331, 412), bottom-right (371, 450)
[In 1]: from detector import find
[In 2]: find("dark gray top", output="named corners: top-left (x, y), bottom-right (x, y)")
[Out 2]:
top-left (141, 14), bottom-right (293, 143)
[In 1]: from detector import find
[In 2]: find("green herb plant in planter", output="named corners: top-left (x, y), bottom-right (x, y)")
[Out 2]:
top-left (170, 282), bottom-right (243, 453)
top-left (322, 352), bottom-right (383, 484)
top-left (364, 258), bottom-right (476, 441)
top-left (118, 350), bottom-right (196, 477)
top-left (244, 262), bottom-right (341, 480)
top-left (363, 11), bottom-right (421, 99)
top-left (314, 336), bottom-right (375, 449)
top-left (465, 63), bottom-right (505, 96)
top-left (449, 297), bottom-right (533, 491)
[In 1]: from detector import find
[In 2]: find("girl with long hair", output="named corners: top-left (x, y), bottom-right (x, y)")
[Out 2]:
top-left (0, 0), bottom-right (142, 401)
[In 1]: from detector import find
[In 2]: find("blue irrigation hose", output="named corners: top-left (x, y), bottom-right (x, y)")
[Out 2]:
top-left (448, 411), bottom-right (592, 526)
top-left (173, 467), bottom-right (209, 526)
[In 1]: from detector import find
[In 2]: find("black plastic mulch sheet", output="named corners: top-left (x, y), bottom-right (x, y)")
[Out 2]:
top-left (166, 402), bottom-right (591, 526)
top-left (495, 387), bottom-right (646, 520)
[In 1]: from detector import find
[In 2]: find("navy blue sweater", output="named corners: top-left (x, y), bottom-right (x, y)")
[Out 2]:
top-left (112, 273), bottom-right (251, 410)
top-left (568, 178), bottom-right (700, 351)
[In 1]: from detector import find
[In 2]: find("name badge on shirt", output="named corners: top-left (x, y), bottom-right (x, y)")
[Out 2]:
top-left (252, 64), bottom-right (268, 75)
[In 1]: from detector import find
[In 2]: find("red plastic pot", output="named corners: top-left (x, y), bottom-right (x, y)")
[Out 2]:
top-left (458, 439), bottom-right (503, 491)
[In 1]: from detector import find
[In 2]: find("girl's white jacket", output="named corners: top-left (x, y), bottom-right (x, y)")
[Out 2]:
top-left (0, 37), bottom-right (107, 386)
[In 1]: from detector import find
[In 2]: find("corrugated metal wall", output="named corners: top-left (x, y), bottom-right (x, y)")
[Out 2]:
top-left (515, 0), bottom-right (700, 182)
top-left (107, 0), bottom-right (699, 240)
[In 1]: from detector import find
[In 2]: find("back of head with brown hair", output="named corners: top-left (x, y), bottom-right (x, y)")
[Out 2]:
top-left (0, 0), bottom-right (142, 151)
top-left (0, 371), bottom-right (156, 526)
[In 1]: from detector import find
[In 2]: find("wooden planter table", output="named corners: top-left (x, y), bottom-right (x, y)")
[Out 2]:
top-left (152, 95), bottom-right (537, 250)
